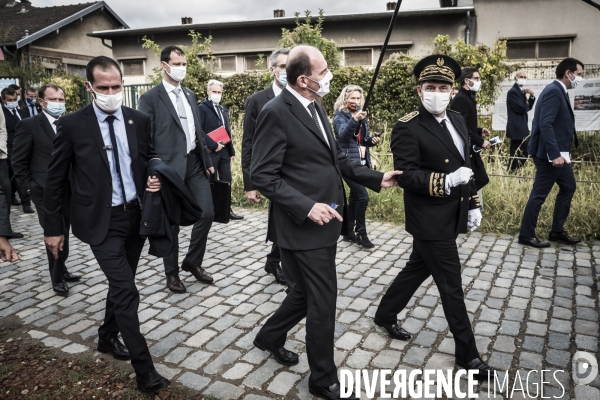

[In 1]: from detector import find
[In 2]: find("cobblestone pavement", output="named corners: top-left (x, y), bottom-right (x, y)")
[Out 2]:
top-left (1, 207), bottom-right (599, 400)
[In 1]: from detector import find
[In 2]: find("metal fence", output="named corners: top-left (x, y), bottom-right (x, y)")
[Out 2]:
top-left (505, 62), bottom-right (600, 79)
top-left (80, 84), bottom-right (154, 109)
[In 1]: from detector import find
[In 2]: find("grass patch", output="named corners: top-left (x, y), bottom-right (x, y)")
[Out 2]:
top-left (0, 363), bottom-right (17, 379)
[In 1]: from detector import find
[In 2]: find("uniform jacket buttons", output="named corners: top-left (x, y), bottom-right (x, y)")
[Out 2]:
top-left (143, 222), bottom-right (147, 226)
top-left (107, 182), bottom-right (111, 186)
top-left (461, 197), bottom-right (464, 201)
top-left (445, 159), bottom-right (449, 163)
top-left (106, 204), bottom-right (110, 208)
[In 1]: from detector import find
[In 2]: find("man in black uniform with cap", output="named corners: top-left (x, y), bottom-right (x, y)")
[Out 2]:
top-left (374, 54), bottom-right (493, 380)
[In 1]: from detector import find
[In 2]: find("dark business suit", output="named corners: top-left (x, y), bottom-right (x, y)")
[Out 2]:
top-left (1, 105), bottom-right (31, 207)
top-left (242, 85), bottom-right (281, 269)
top-left (451, 88), bottom-right (489, 190)
top-left (198, 98), bottom-right (235, 182)
top-left (44, 103), bottom-right (156, 375)
top-left (0, 111), bottom-right (11, 236)
top-left (13, 112), bottom-right (72, 286)
top-left (506, 83), bottom-right (535, 170)
top-left (520, 80), bottom-right (576, 237)
top-left (22, 102), bottom-right (42, 118)
top-left (251, 88), bottom-right (383, 388)
top-left (375, 106), bottom-right (481, 363)
top-left (138, 82), bottom-right (214, 278)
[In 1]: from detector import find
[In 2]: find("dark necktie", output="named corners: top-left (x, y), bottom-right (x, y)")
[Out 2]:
top-left (105, 116), bottom-right (128, 206)
top-left (52, 120), bottom-right (58, 134)
top-left (30, 104), bottom-right (37, 116)
top-left (215, 105), bottom-right (224, 126)
top-left (440, 119), bottom-right (452, 137)
top-left (307, 102), bottom-right (329, 147)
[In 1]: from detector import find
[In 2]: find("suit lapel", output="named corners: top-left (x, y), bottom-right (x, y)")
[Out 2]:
top-left (265, 86), bottom-right (275, 100)
top-left (158, 82), bottom-right (185, 132)
top-left (315, 103), bottom-right (337, 161)
top-left (122, 107), bottom-right (138, 166)
top-left (283, 90), bottom-right (330, 149)
top-left (552, 81), bottom-right (574, 120)
top-left (38, 113), bottom-right (56, 142)
top-left (418, 105), bottom-right (463, 162)
top-left (84, 105), bottom-right (110, 170)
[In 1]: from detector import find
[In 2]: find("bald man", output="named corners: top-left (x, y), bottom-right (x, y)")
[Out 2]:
top-left (506, 71), bottom-right (535, 170)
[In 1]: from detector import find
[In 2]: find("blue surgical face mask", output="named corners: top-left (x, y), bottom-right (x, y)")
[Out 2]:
top-left (45, 101), bottom-right (66, 117)
top-left (5, 101), bottom-right (19, 110)
top-left (26, 97), bottom-right (36, 105)
top-left (277, 71), bottom-right (287, 87)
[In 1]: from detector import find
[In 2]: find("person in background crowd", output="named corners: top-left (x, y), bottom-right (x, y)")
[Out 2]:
top-left (451, 86), bottom-right (459, 100)
top-left (1, 88), bottom-right (33, 218)
top-left (23, 87), bottom-right (41, 118)
top-left (44, 56), bottom-right (170, 392)
top-left (0, 108), bottom-right (20, 262)
top-left (333, 85), bottom-right (381, 249)
top-left (519, 58), bottom-right (584, 248)
top-left (13, 84), bottom-right (81, 297)
top-left (451, 67), bottom-right (491, 192)
top-left (506, 71), bottom-right (536, 171)
top-left (198, 79), bottom-right (243, 220)
top-left (376, 54), bottom-right (493, 382)
top-left (138, 45), bottom-right (216, 293)
top-left (8, 84), bottom-right (22, 107)
top-left (242, 47), bottom-right (290, 285)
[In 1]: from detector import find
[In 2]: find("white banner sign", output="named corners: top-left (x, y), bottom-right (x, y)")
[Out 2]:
top-left (492, 78), bottom-right (600, 131)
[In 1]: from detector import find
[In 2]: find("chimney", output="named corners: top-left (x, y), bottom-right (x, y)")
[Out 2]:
top-left (386, 2), bottom-right (397, 11)
top-left (273, 9), bottom-right (285, 18)
top-left (181, 17), bottom-right (192, 25)
top-left (439, 0), bottom-right (458, 7)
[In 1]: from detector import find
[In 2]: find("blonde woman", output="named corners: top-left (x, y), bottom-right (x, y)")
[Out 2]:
top-left (333, 85), bottom-right (381, 248)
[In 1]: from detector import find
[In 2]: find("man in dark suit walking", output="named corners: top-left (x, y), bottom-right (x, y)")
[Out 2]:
top-left (44, 56), bottom-right (170, 392)
top-left (197, 79), bottom-right (243, 220)
top-left (506, 71), bottom-right (536, 171)
top-left (23, 87), bottom-right (42, 118)
top-left (519, 58), bottom-right (584, 248)
top-left (251, 45), bottom-right (400, 400)
top-left (138, 46), bottom-right (215, 293)
top-left (375, 54), bottom-right (493, 381)
top-left (13, 84), bottom-right (82, 297)
top-left (242, 47), bottom-right (290, 285)
top-left (1, 88), bottom-right (33, 216)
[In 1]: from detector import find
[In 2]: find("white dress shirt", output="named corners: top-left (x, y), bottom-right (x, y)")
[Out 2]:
top-left (272, 82), bottom-right (283, 97)
top-left (43, 110), bottom-right (58, 133)
top-left (435, 113), bottom-right (465, 160)
top-left (162, 79), bottom-right (197, 151)
top-left (285, 85), bottom-right (329, 146)
top-left (555, 79), bottom-right (568, 93)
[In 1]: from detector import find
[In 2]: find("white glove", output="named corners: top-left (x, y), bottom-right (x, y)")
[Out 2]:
top-left (445, 167), bottom-right (473, 194)
top-left (468, 208), bottom-right (482, 231)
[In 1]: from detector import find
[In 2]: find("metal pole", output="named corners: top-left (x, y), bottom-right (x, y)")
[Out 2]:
top-left (354, 0), bottom-right (403, 136)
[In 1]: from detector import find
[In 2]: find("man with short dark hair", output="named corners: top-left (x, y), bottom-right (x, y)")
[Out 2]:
top-left (519, 57), bottom-right (584, 248)
top-left (506, 71), bottom-right (536, 171)
top-left (242, 47), bottom-right (290, 285)
top-left (43, 56), bottom-right (169, 392)
top-left (13, 84), bottom-right (81, 297)
top-left (138, 46), bottom-right (215, 293)
top-left (23, 87), bottom-right (41, 117)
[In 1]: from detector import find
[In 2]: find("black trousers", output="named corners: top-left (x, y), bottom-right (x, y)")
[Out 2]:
top-left (343, 177), bottom-right (369, 235)
top-left (91, 204), bottom-right (153, 375)
top-left (508, 138), bottom-right (529, 171)
top-left (520, 156), bottom-right (576, 238)
top-left (7, 151), bottom-right (31, 206)
top-left (258, 245), bottom-right (338, 388)
top-left (210, 147), bottom-right (232, 183)
top-left (164, 152), bottom-right (214, 276)
top-left (375, 237), bottom-right (479, 363)
top-left (31, 187), bottom-right (71, 286)
top-left (265, 243), bottom-right (281, 268)
top-left (0, 160), bottom-right (11, 221)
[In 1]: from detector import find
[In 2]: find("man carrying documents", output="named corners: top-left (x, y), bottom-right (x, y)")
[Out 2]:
top-left (518, 57), bottom-right (584, 248)
top-left (198, 79), bottom-right (243, 220)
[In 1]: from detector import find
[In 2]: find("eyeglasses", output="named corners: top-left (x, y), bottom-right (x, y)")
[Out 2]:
top-left (274, 64), bottom-right (286, 69)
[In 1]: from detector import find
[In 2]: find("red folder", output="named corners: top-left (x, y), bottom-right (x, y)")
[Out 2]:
top-left (207, 126), bottom-right (230, 152)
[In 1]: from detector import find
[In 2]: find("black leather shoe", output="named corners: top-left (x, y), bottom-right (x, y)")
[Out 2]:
top-left (229, 209), bottom-right (244, 220)
top-left (97, 337), bottom-right (130, 360)
top-left (11, 231), bottom-right (24, 239)
top-left (63, 272), bottom-right (81, 282)
top-left (136, 370), bottom-right (170, 392)
top-left (309, 381), bottom-right (357, 400)
top-left (374, 318), bottom-right (411, 340)
top-left (166, 274), bottom-right (186, 293)
top-left (53, 281), bottom-right (69, 297)
top-left (11, 197), bottom-right (21, 206)
top-left (549, 231), bottom-right (581, 245)
top-left (518, 235), bottom-right (551, 248)
top-left (342, 231), bottom-right (357, 243)
top-left (253, 333), bottom-right (298, 366)
top-left (456, 357), bottom-right (495, 381)
top-left (181, 259), bottom-right (213, 284)
top-left (265, 263), bottom-right (287, 285)
top-left (357, 233), bottom-right (375, 249)
top-left (22, 205), bottom-right (34, 214)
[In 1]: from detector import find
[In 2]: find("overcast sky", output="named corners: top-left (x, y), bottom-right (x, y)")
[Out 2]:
top-left (34, 0), bottom-right (440, 29)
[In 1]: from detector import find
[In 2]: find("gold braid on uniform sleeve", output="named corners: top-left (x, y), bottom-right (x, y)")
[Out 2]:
top-left (429, 172), bottom-right (446, 197)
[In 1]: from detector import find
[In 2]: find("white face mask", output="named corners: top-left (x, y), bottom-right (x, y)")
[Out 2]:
top-left (517, 79), bottom-right (526, 87)
top-left (87, 83), bottom-right (123, 113)
top-left (568, 71), bottom-right (583, 89)
top-left (210, 94), bottom-right (222, 104)
top-left (468, 79), bottom-right (482, 92)
top-left (421, 90), bottom-right (451, 115)
top-left (306, 70), bottom-right (333, 97)
top-left (163, 62), bottom-right (187, 82)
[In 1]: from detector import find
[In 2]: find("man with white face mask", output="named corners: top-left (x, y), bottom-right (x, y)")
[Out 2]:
top-left (138, 46), bottom-right (215, 294)
top-left (376, 54), bottom-right (493, 382)
top-left (506, 71), bottom-right (536, 171)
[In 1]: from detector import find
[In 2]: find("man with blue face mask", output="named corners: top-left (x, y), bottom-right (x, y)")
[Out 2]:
top-left (13, 84), bottom-right (81, 297)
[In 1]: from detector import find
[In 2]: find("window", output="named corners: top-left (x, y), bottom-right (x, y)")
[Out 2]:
top-left (66, 64), bottom-right (86, 78)
top-left (244, 55), bottom-right (266, 71)
top-left (344, 49), bottom-right (372, 66)
top-left (506, 39), bottom-right (571, 60)
top-left (122, 60), bottom-right (144, 76)
top-left (202, 55), bottom-right (237, 72)
top-left (382, 47), bottom-right (409, 62)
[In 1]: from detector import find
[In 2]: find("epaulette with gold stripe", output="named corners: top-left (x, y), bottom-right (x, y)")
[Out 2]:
top-left (399, 111), bottom-right (419, 123)
top-left (429, 172), bottom-right (446, 197)
top-left (446, 108), bottom-right (460, 114)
